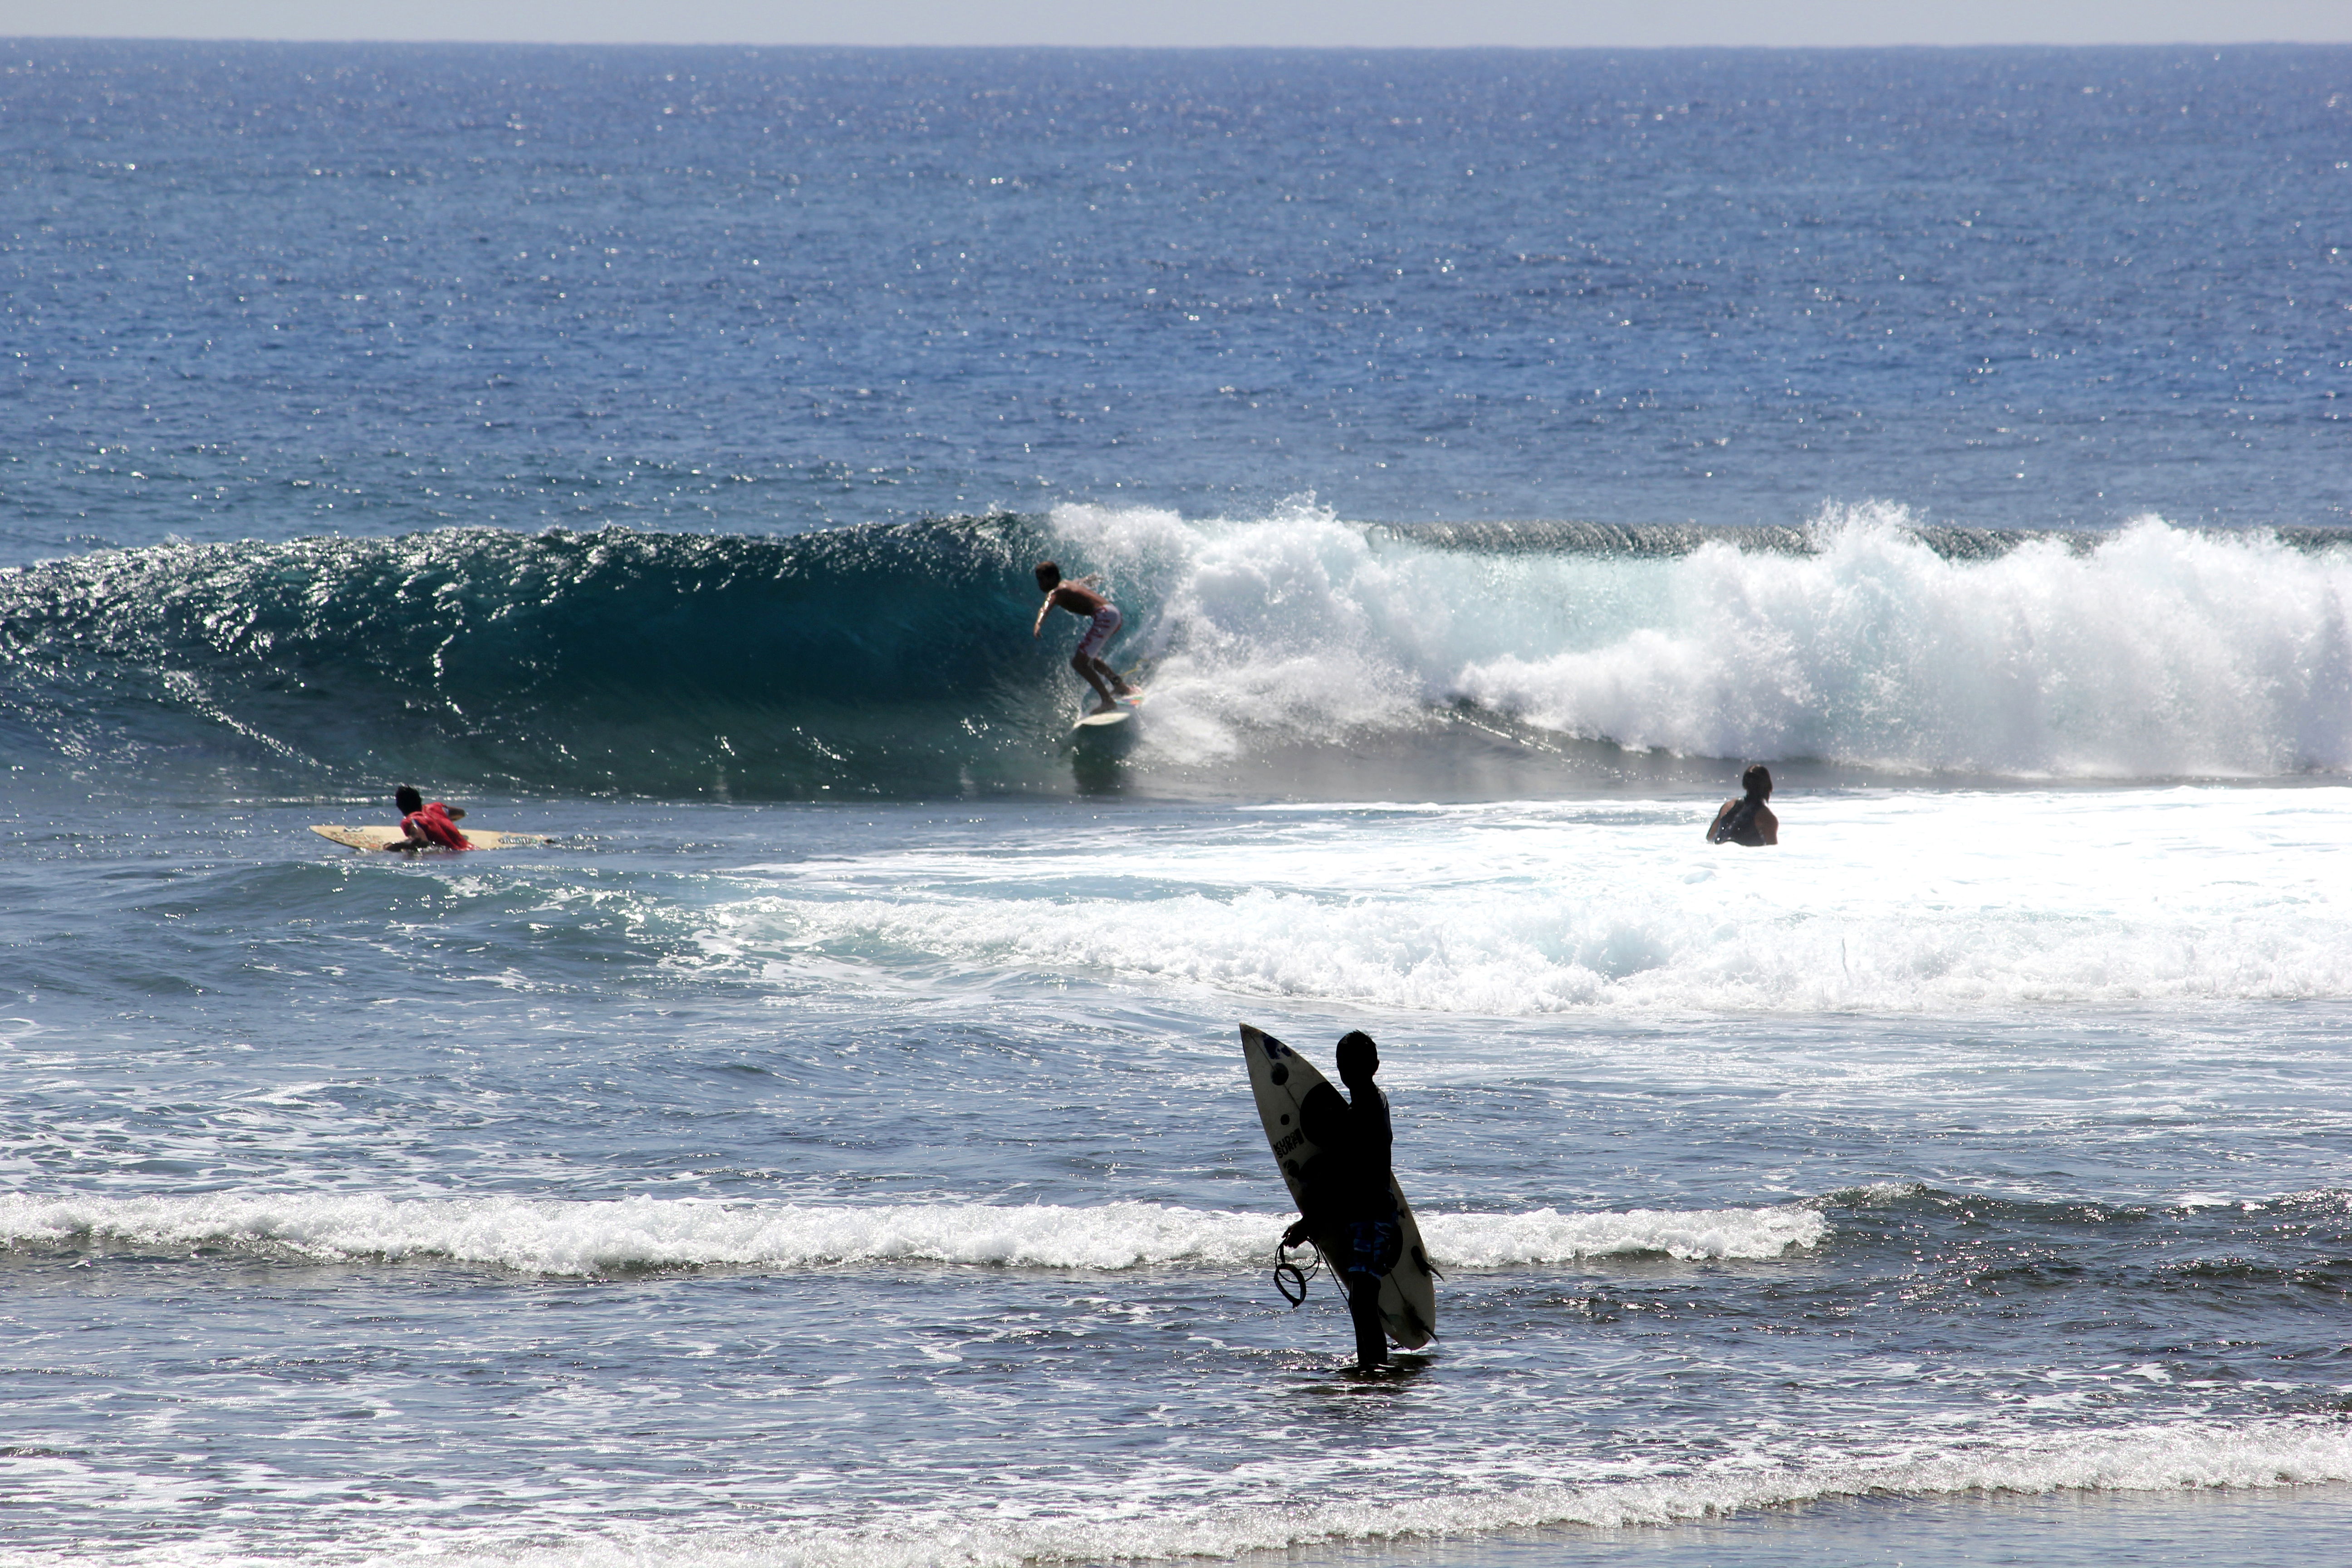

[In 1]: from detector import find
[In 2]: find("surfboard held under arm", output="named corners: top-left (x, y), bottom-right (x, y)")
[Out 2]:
top-left (1240, 1022), bottom-right (1437, 1350)
top-left (309, 826), bottom-right (548, 852)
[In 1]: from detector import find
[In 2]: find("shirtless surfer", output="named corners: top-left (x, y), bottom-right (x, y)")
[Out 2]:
top-left (1706, 764), bottom-right (1779, 847)
top-left (1031, 561), bottom-right (1137, 714)
top-left (387, 785), bottom-right (471, 852)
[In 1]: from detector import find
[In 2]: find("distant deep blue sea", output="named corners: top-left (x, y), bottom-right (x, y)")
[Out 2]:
top-left (2, 41), bottom-right (2350, 1568)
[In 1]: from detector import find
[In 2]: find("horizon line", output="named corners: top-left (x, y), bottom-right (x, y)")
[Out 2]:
top-left (6, 35), bottom-right (2348, 52)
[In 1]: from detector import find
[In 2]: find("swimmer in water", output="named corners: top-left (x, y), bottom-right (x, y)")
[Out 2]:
top-left (1706, 764), bottom-right (1779, 846)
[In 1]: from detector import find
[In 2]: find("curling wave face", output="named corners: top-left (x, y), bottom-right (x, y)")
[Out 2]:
top-left (0, 517), bottom-right (1072, 799)
top-left (2, 505), bottom-right (2347, 799)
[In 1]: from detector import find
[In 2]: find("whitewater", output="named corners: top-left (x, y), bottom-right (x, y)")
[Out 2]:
top-left (1063, 504), bottom-right (2352, 782)
top-left (693, 781), bottom-right (2352, 1014)
top-left (5, 38), bottom-right (2351, 1568)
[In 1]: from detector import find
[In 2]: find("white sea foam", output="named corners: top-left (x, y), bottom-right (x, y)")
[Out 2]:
top-left (699, 786), bottom-right (2352, 1014)
top-left (0, 1193), bottom-right (1822, 1275)
top-left (1049, 502), bottom-right (2352, 777)
top-left (12, 1416), bottom-right (2343, 1568)
top-left (464, 1417), bottom-right (2352, 1565)
top-left (480, 1418), bottom-right (2352, 1568)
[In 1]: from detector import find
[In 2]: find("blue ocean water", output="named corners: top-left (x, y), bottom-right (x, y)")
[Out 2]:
top-left (5, 41), bottom-right (2348, 561)
top-left (3, 40), bottom-right (2351, 1568)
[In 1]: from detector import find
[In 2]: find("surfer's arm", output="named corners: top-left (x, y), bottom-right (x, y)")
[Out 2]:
top-left (1755, 804), bottom-right (1779, 845)
top-left (1282, 1164), bottom-right (1340, 1248)
top-left (1283, 1203), bottom-right (1333, 1249)
top-left (1032, 595), bottom-right (1053, 637)
top-left (1705, 800), bottom-right (1735, 843)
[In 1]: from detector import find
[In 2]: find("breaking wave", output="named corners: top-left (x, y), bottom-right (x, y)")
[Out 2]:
top-left (3, 505), bottom-right (2347, 798)
top-left (0, 1192), bottom-right (1824, 1275)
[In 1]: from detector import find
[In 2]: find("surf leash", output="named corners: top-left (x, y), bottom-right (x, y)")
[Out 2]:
top-left (1274, 1236), bottom-right (1321, 1307)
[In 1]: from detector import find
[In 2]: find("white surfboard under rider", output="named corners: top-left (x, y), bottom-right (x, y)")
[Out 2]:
top-left (1070, 689), bottom-right (1145, 735)
top-left (1240, 1023), bottom-right (1437, 1350)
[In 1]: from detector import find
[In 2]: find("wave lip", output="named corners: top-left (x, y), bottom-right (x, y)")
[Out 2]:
top-left (0, 1193), bottom-right (1822, 1276)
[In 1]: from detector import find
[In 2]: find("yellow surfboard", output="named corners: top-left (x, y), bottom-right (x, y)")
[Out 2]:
top-left (309, 825), bottom-right (548, 852)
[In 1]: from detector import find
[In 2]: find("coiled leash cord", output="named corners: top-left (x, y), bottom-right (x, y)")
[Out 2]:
top-left (1274, 1235), bottom-right (1322, 1307)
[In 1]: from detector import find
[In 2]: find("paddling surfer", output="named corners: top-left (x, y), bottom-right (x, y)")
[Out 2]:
top-left (1706, 764), bottom-right (1779, 847)
top-left (387, 784), bottom-right (472, 852)
top-left (1031, 561), bottom-right (1137, 714)
top-left (1281, 1031), bottom-right (1402, 1371)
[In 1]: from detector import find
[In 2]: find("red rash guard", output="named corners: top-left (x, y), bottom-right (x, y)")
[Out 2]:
top-left (404, 803), bottom-right (471, 850)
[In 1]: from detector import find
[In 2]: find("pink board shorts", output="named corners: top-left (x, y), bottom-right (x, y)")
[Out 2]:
top-left (1075, 604), bottom-right (1121, 659)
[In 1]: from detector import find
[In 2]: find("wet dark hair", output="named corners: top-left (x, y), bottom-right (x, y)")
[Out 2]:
top-left (1335, 1030), bottom-right (1380, 1079)
top-left (1741, 764), bottom-right (1773, 799)
top-left (395, 785), bottom-right (424, 816)
top-left (1034, 561), bottom-right (1062, 593)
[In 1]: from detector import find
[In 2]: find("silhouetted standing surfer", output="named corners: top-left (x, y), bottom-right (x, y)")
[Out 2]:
top-left (1706, 764), bottom-right (1779, 846)
top-left (1281, 1030), bottom-right (1401, 1370)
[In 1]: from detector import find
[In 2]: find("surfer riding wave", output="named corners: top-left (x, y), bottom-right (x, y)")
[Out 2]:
top-left (1031, 561), bottom-right (1138, 714)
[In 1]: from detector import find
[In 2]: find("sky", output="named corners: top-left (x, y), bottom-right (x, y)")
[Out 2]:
top-left (2, 1), bottom-right (2350, 49)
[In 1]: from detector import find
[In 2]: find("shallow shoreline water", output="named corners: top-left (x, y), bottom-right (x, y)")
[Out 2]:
top-left (5, 792), bottom-right (2350, 1564)
top-left (1267, 1485), bottom-right (2352, 1568)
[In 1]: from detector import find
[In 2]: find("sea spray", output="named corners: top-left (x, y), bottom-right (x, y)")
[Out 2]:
top-left (1059, 501), bottom-right (2352, 778)
top-left (1450, 509), bottom-right (2352, 776)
